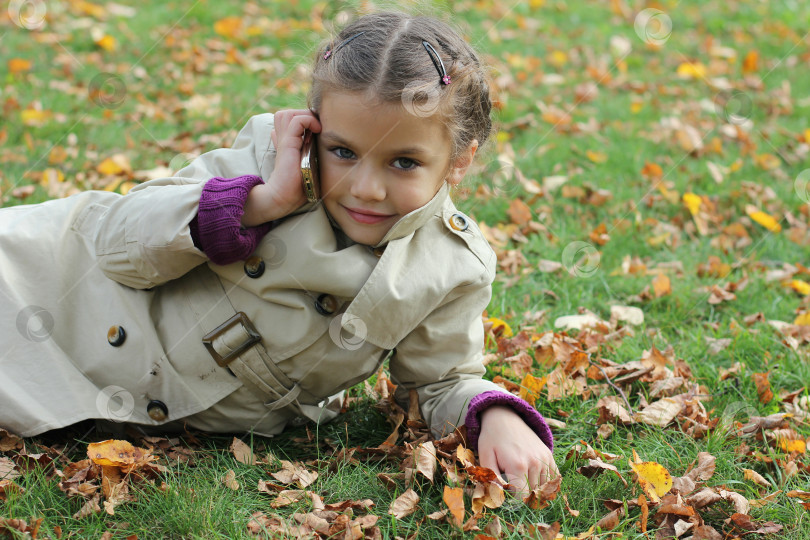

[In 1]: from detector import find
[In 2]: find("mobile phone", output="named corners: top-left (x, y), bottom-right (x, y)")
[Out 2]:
top-left (300, 131), bottom-right (320, 203)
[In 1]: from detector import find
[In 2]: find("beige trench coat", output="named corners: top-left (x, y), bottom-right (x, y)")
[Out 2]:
top-left (0, 114), bottom-right (503, 439)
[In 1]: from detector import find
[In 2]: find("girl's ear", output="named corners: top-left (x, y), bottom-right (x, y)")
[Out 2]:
top-left (446, 139), bottom-right (479, 186)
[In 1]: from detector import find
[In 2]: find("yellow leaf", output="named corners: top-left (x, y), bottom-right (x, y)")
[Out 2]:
top-left (40, 168), bottom-right (64, 184)
top-left (549, 50), bottom-right (568, 67)
top-left (742, 50), bottom-right (759, 74)
top-left (95, 34), bottom-right (117, 52)
top-left (789, 280), bottom-right (810, 296)
top-left (779, 439), bottom-right (806, 454)
top-left (21, 109), bottom-right (53, 127)
top-left (754, 153), bottom-right (780, 170)
top-left (676, 62), bottom-right (707, 79)
top-left (485, 317), bottom-right (513, 338)
top-left (628, 460), bottom-right (673, 503)
top-left (683, 192), bottom-right (702, 215)
top-left (745, 205), bottom-right (781, 233)
top-left (519, 373), bottom-right (547, 406)
top-left (586, 150), bottom-right (607, 163)
top-left (630, 101), bottom-right (643, 114)
top-left (214, 16), bottom-right (242, 39)
top-left (96, 154), bottom-right (131, 176)
top-left (8, 58), bottom-right (32, 74)
top-left (804, 129), bottom-right (810, 144)
top-left (794, 312), bottom-right (810, 326)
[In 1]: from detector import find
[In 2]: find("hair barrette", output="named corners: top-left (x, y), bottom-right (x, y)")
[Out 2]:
top-left (422, 40), bottom-right (451, 85)
top-left (323, 31), bottom-right (365, 60)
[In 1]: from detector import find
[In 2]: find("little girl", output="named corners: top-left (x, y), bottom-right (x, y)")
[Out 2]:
top-left (0, 11), bottom-right (557, 493)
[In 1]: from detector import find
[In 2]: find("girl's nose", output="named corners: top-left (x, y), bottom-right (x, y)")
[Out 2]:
top-left (349, 163), bottom-right (385, 201)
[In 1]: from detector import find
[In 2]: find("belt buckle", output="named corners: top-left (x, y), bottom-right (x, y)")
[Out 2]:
top-left (202, 312), bottom-right (262, 367)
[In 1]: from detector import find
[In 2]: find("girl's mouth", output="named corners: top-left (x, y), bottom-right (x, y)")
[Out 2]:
top-left (343, 206), bottom-right (394, 225)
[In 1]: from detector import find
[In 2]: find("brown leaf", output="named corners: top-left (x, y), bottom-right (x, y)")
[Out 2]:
top-left (271, 460), bottom-right (318, 489)
top-left (0, 479), bottom-right (24, 501)
top-left (743, 468), bottom-right (771, 488)
top-left (523, 475), bottom-right (561, 510)
top-left (413, 441), bottom-right (437, 483)
top-left (223, 469), bottom-right (239, 490)
top-left (507, 198), bottom-right (532, 226)
top-left (443, 485), bottom-right (465, 528)
top-left (269, 489), bottom-right (307, 509)
top-left (752, 372), bottom-right (774, 404)
top-left (388, 488), bottom-right (419, 519)
top-left (0, 429), bottom-right (23, 452)
top-left (230, 437), bottom-right (258, 465)
top-left (634, 398), bottom-right (683, 427)
top-left (595, 507), bottom-right (623, 531)
top-left (0, 457), bottom-right (20, 481)
top-left (685, 452), bottom-right (717, 482)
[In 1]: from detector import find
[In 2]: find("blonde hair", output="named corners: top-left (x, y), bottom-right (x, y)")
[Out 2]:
top-left (308, 11), bottom-right (492, 159)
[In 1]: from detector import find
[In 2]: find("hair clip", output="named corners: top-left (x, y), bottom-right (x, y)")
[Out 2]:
top-left (323, 31), bottom-right (365, 60)
top-left (422, 40), bottom-right (451, 85)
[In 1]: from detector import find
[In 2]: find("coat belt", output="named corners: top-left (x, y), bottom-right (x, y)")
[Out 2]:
top-left (184, 267), bottom-right (315, 416)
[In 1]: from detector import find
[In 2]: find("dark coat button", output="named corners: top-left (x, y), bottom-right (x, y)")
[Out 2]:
top-left (372, 246), bottom-right (386, 258)
top-left (244, 256), bottom-right (265, 278)
top-left (449, 213), bottom-right (469, 231)
top-left (147, 400), bottom-right (169, 422)
top-left (107, 325), bottom-right (126, 347)
top-left (315, 294), bottom-right (338, 316)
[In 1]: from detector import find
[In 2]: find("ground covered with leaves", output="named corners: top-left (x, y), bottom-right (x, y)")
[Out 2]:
top-left (2, 0), bottom-right (809, 538)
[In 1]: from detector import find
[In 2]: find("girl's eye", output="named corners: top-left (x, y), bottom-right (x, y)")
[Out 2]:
top-left (333, 147), bottom-right (355, 159)
top-left (393, 157), bottom-right (418, 170)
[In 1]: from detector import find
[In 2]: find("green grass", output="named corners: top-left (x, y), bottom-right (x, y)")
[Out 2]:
top-left (2, 0), bottom-right (810, 538)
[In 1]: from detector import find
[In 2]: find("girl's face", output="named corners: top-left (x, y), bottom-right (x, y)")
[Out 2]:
top-left (316, 90), bottom-right (476, 246)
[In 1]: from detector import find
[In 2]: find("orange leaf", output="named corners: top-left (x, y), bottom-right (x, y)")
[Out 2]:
top-left (628, 460), bottom-right (673, 504)
top-left (214, 16), bottom-right (242, 39)
top-left (443, 485), bottom-right (465, 528)
top-left (586, 149), bottom-right (607, 163)
top-left (641, 162), bottom-right (663, 180)
top-left (653, 273), bottom-right (671, 297)
top-left (752, 372), bottom-right (773, 404)
top-left (8, 58), bottom-right (32, 74)
top-left (742, 50), bottom-right (759, 73)
top-left (87, 440), bottom-right (153, 470)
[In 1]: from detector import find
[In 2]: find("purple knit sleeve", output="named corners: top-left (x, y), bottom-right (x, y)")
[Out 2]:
top-left (465, 390), bottom-right (554, 452)
top-left (189, 175), bottom-right (272, 265)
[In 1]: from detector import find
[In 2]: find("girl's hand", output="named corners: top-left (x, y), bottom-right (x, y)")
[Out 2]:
top-left (477, 405), bottom-right (560, 496)
top-left (242, 109), bottom-right (322, 226)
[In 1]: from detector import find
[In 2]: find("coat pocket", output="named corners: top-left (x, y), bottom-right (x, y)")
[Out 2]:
top-left (70, 202), bottom-right (110, 239)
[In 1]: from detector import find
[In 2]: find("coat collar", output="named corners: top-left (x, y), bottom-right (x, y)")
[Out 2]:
top-left (373, 182), bottom-right (450, 248)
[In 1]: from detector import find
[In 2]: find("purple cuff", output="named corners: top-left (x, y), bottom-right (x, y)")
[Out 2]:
top-left (464, 390), bottom-right (554, 452)
top-left (189, 175), bottom-right (272, 265)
